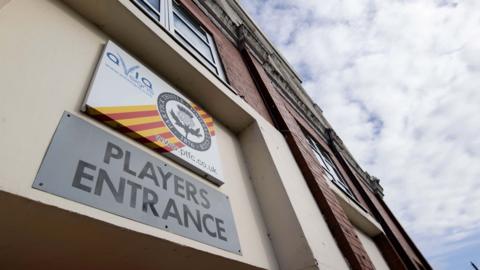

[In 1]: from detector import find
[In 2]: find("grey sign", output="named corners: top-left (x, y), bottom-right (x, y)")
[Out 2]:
top-left (33, 112), bottom-right (241, 254)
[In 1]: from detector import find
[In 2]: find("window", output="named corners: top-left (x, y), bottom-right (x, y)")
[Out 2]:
top-left (136, 0), bottom-right (163, 22)
top-left (133, 0), bottom-right (226, 80)
top-left (306, 134), bottom-right (356, 198)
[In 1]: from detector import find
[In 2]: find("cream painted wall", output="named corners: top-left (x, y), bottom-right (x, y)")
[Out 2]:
top-left (253, 119), bottom-right (351, 270)
top-left (355, 227), bottom-right (391, 270)
top-left (216, 123), bottom-right (279, 269)
top-left (0, 0), bottom-right (11, 10)
top-left (0, 0), bottom-right (277, 268)
top-left (240, 122), bottom-right (317, 270)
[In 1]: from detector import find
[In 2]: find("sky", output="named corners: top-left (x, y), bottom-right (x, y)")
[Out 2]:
top-left (240, 0), bottom-right (480, 269)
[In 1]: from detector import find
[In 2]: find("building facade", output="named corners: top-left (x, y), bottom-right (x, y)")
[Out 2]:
top-left (0, 0), bottom-right (431, 269)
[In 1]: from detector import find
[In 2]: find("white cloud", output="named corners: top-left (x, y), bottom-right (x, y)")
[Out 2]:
top-left (242, 0), bottom-right (480, 268)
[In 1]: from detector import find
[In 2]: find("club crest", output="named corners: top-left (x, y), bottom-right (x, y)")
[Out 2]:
top-left (157, 92), bottom-right (211, 151)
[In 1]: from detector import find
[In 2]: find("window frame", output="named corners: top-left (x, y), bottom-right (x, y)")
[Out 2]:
top-left (132, 0), bottom-right (226, 81)
top-left (134, 0), bottom-right (167, 26)
top-left (305, 134), bottom-right (357, 200)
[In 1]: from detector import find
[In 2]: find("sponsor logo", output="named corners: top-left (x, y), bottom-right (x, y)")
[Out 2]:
top-left (106, 51), bottom-right (154, 97)
top-left (157, 92), bottom-right (211, 152)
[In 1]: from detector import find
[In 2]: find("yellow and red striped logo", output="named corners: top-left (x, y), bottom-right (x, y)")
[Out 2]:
top-left (86, 104), bottom-right (215, 153)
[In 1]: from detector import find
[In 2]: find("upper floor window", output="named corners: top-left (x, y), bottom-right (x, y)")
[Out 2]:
top-left (306, 134), bottom-right (356, 199)
top-left (133, 0), bottom-right (226, 80)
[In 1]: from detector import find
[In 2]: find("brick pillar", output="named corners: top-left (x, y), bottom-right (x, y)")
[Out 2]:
top-left (241, 48), bottom-right (376, 270)
top-left (373, 234), bottom-right (408, 270)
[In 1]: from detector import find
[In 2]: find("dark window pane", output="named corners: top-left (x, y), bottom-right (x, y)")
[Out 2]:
top-left (306, 134), bottom-right (355, 198)
top-left (172, 1), bottom-right (208, 42)
top-left (137, 0), bottom-right (160, 21)
top-left (324, 171), bottom-right (335, 182)
top-left (133, 0), bottom-right (224, 79)
top-left (173, 13), bottom-right (214, 62)
top-left (146, 0), bottom-right (160, 11)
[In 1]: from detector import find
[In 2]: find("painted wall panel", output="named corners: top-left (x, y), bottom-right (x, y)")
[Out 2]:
top-left (0, 0), bottom-right (277, 268)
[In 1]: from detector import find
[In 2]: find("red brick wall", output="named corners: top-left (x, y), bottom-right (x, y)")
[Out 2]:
top-left (347, 157), bottom-right (431, 269)
top-left (179, 2), bottom-right (430, 269)
top-left (178, 0), bottom-right (273, 125)
top-left (245, 43), bottom-right (431, 269)
top-left (244, 49), bottom-right (376, 270)
top-left (288, 106), bottom-right (372, 213)
top-left (373, 234), bottom-right (408, 270)
top-left (365, 182), bottom-right (431, 269)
